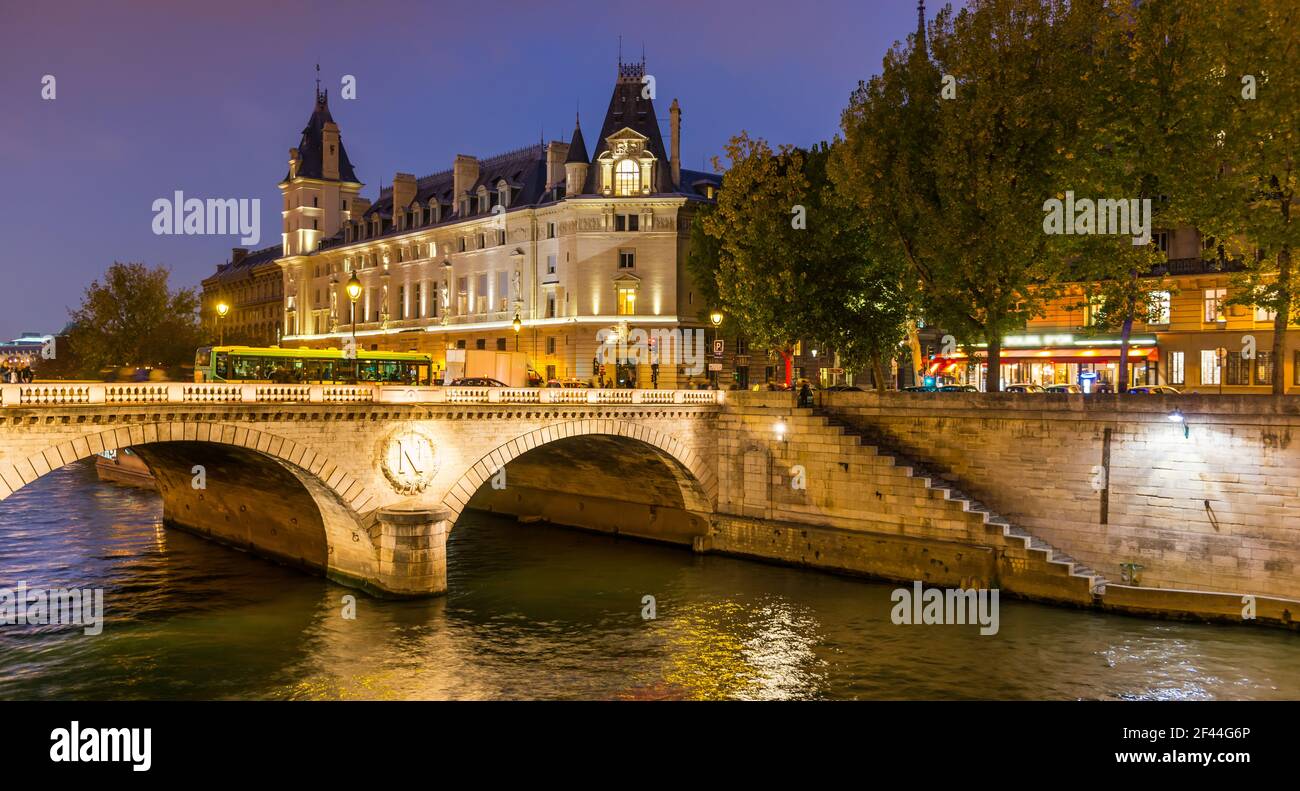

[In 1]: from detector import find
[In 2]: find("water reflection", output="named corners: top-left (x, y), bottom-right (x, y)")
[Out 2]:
top-left (0, 460), bottom-right (1296, 700)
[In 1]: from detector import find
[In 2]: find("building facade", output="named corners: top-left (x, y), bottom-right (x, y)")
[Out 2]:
top-left (926, 226), bottom-right (1300, 394)
top-left (271, 59), bottom-right (720, 388)
top-left (200, 245), bottom-right (285, 347)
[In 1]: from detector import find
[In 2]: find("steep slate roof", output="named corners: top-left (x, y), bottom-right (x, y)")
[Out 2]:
top-left (282, 90), bottom-right (359, 184)
top-left (583, 60), bottom-right (673, 194)
top-left (309, 62), bottom-right (719, 253)
top-left (565, 116), bottom-right (589, 164)
top-left (680, 168), bottom-right (722, 191)
top-left (206, 244), bottom-right (284, 285)
top-left (366, 143), bottom-right (551, 220)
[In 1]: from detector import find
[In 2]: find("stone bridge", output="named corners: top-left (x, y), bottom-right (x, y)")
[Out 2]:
top-left (0, 382), bottom-right (721, 596)
top-left (2, 383), bottom-right (1297, 626)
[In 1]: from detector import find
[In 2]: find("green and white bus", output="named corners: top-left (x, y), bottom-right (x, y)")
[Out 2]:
top-left (194, 346), bottom-right (434, 385)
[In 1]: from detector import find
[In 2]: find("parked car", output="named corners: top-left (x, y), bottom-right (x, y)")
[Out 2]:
top-left (449, 377), bottom-right (508, 387)
top-left (902, 385), bottom-right (937, 392)
top-left (1045, 383), bottom-right (1082, 394)
top-left (824, 384), bottom-right (863, 392)
top-left (1006, 383), bottom-right (1046, 393)
top-left (939, 384), bottom-right (978, 392)
top-left (546, 378), bottom-right (590, 389)
top-left (1128, 385), bottom-right (1182, 395)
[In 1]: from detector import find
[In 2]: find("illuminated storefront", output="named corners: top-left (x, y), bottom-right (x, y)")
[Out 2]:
top-left (926, 333), bottom-right (1159, 392)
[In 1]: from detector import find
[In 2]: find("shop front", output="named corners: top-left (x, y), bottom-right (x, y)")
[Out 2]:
top-left (925, 333), bottom-right (1159, 392)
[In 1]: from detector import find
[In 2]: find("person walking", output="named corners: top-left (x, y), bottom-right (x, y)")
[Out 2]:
top-left (798, 381), bottom-right (813, 408)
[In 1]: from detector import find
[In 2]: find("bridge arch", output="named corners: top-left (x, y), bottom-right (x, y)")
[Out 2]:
top-left (0, 421), bottom-right (376, 510)
top-left (440, 418), bottom-right (716, 542)
top-left (0, 421), bottom-right (380, 585)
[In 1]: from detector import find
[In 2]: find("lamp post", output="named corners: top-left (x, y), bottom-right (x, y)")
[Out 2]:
top-left (215, 301), bottom-right (230, 346)
top-left (709, 310), bottom-right (723, 389)
top-left (346, 273), bottom-right (362, 379)
top-left (513, 312), bottom-right (522, 351)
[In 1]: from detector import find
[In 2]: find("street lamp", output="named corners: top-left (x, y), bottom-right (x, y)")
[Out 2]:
top-left (215, 301), bottom-right (230, 346)
top-left (346, 273), bottom-right (362, 377)
top-left (512, 312), bottom-right (521, 351)
top-left (709, 310), bottom-right (724, 389)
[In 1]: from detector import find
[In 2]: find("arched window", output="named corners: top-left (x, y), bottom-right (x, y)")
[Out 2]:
top-left (614, 159), bottom-right (640, 196)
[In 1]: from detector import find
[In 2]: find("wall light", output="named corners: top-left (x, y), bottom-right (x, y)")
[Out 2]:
top-left (774, 421), bottom-right (787, 442)
top-left (1168, 408), bottom-right (1189, 438)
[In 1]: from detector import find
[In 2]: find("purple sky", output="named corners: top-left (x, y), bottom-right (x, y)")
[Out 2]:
top-left (0, 0), bottom-right (930, 340)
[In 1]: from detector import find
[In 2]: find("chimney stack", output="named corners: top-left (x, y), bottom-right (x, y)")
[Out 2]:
top-left (546, 141), bottom-right (570, 188)
top-left (669, 99), bottom-right (682, 190)
top-left (321, 122), bottom-right (340, 180)
top-left (393, 173), bottom-right (417, 221)
top-left (231, 248), bottom-right (249, 267)
top-left (453, 155), bottom-right (480, 211)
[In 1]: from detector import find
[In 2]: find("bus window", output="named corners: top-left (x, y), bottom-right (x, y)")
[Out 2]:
top-left (214, 353), bottom-right (229, 380)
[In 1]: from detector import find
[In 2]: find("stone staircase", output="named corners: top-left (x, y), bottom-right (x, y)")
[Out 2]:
top-left (808, 406), bottom-right (1108, 596)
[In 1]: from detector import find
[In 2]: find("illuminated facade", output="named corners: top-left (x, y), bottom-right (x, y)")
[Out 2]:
top-left (200, 245), bottom-right (285, 347)
top-left (927, 226), bottom-right (1300, 393)
top-left (272, 59), bottom-right (720, 387)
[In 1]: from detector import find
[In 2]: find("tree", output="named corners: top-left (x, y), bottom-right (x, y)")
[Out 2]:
top-left (1176, 0), bottom-right (1300, 394)
top-left (833, 253), bottom-right (913, 392)
top-left (830, 4), bottom-right (939, 387)
top-left (1055, 0), bottom-right (1203, 391)
top-left (66, 262), bottom-right (203, 377)
top-left (701, 135), bottom-right (912, 389)
top-left (701, 134), bottom-right (819, 387)
top-left (836, 0), bottom-right (1094, 391)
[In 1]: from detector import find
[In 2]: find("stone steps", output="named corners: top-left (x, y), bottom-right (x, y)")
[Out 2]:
top-left (809, 408), bottom-right (1108, 595)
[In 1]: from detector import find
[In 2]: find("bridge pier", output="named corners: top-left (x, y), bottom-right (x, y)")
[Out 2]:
top-left (361, 507), bottom-right (451, 597)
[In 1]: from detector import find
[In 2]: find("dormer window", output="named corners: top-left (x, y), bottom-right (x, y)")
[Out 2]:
top-left (615, 159), bottom-right (640, 196)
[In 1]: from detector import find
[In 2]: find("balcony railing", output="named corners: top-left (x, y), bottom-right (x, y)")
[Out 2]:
top-left (0, 383), bottom-right (724, 408)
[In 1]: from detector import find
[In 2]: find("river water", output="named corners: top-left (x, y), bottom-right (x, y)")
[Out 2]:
top-left (0, 460), bottom-right (1296, 700)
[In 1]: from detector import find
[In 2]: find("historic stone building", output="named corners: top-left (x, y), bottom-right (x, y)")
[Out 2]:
top-left (273, 58), bottom-right (721, 387)
top-left (925, 225), bottom-right (1300, 394)
top-left (200, 245), bottom-right (285, 347)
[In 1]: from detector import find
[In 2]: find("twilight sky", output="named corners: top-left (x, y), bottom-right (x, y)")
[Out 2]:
top-left (0, 0), bottom-right (931, 340)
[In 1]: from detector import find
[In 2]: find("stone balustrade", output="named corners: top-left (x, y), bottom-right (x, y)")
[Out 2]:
top-left (0, 383), bottom-right (726, 408)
